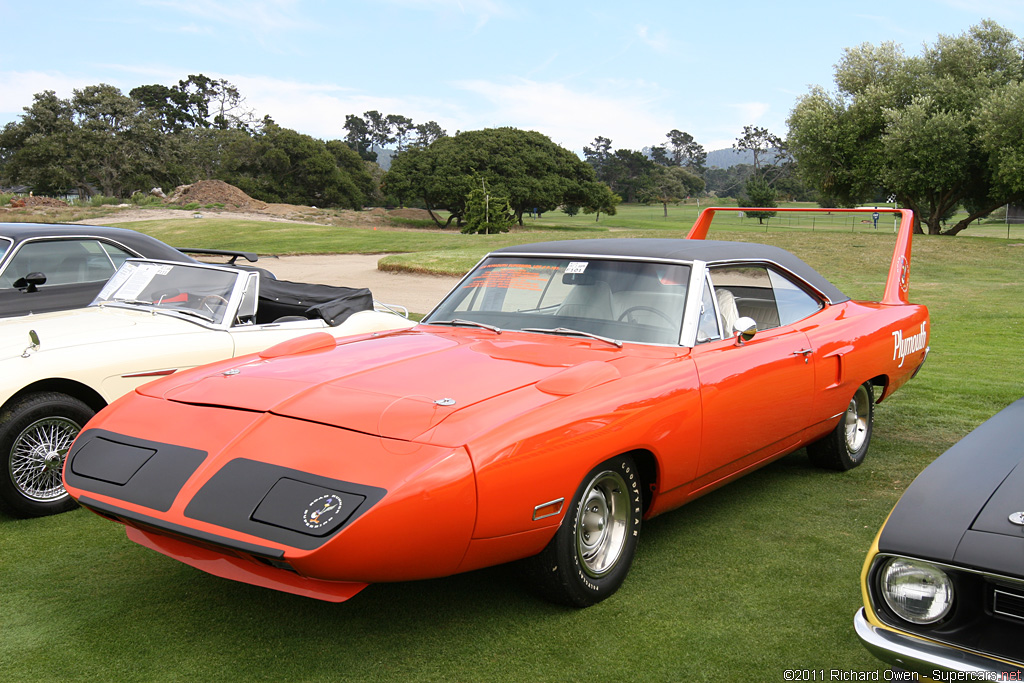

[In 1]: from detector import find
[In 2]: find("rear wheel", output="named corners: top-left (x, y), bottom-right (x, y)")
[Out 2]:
top-left (0, 392), bottom-right (93, 517)
top-left (807, 382), bottom-right (874, 471)
top-left (521, 454), bottom-right (642, 607)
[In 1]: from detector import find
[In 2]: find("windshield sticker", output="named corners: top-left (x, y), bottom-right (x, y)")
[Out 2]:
top-left (110, 263), bottom-right (167, 300)
top-left (464, 263), bottom-right (558, 292)
top-left (97, 262), bottom-right (137, 300)
top-left (565, 261), bottom-right (588, 274)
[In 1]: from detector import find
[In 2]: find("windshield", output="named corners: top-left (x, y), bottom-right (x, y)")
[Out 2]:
top-left (92, 261), bottom-right (240, 325)
top-left (425, 256), bottom-right (690, 345)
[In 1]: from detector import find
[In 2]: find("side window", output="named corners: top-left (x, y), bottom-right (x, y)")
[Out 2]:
top-left (695, 279), bottom-right (722, 343)
top-left (708, 265), bottom-right (822, 331)
top-left (768, 269), bottom-right (822, 325)
top-left (0, 239), bottom-right (132, 288)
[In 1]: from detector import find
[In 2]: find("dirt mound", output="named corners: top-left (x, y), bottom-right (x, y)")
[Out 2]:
top-left (169, 180), bottom-right (267, 211)
top-left (387, 208), bottom-right (434, 220)
top-left (8, 196), bottom-right (69, 208)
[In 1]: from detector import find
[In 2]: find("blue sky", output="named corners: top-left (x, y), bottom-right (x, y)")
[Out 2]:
top-left (1, 0), bottom-right (1021, 154)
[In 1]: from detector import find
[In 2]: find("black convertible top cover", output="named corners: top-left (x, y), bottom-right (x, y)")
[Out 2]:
top-left (492, 238), bottom-right (849, 304)
top-left (257, 277), bottom-right (372, 326)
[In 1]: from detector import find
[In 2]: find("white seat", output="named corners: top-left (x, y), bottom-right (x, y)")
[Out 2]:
top-left (716, 288), bottom-right (740, 336)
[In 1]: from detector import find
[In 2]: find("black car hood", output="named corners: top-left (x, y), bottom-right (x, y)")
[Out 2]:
top-left (878, 398), bottom-right (1024, 577)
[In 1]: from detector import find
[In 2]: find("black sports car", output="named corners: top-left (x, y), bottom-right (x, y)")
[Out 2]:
top-left (856, 398), bottom-right (1024, 676)
top-left (0, 223), bottom-right (261, 318)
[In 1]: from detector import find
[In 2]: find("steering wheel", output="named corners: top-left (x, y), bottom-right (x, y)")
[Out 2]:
top-left (199, 294), bottom-right (230, 315)
top-left (617, 305), bottom-right (674, 326)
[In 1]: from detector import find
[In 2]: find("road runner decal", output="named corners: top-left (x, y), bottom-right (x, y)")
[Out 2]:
top-left (893, 322), bottom-right (927, 368)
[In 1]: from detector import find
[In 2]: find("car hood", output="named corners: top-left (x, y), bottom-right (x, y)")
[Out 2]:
top-left (139, 327), bottom-right (669, 445)
top-left (878, 398), bottom-right (1024, 577)
top-left (0, 306), bottom-right (195, 359)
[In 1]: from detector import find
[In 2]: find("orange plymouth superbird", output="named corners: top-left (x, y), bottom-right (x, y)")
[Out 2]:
top-left (63, 208), bottom-right (929, 607)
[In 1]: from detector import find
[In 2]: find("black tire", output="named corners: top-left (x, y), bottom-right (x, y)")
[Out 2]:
top-left (0, 392), bottom-right (94, 517)
top-left (807, 382), bottom-right (874, 471)
top-left (521, 454), bottom-right (642, 607)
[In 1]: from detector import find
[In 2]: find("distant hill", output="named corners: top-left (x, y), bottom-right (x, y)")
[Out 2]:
top-left (706, 148), bottom-right (754, 168)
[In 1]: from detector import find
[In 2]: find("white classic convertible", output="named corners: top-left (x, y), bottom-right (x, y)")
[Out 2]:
top-left (0, 259), bottom-right (416, 517)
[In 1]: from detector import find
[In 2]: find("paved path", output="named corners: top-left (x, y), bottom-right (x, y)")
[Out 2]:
top-left (260, 254), bottom-right (461, 315)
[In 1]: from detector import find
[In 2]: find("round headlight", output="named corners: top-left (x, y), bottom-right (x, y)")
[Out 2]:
top-left (879, 557), bottom-right (954, 625)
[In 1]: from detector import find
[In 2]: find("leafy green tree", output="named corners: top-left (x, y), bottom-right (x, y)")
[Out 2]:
top-left (364, 110), bottom-right (394, 153)
top-left (387, 114), bottom-right (415, 152)
top-left (788, 20), bottom-right (1024, 235)
top-left (414, 121), bottom-right (447, 147)
top-left (222, 122), bottom-right (372, 208)
top-left (666, 129), bottom-right (706, 173)
top-left (581, 183), bottom-right (621, 222)
top-left (641, 165), bottom-right (705, 216)
top-left (343, 114), bottom-right (376, 161)
top-left (739, 176), bottom-right (778, 223)
top-left (583, 136), bottom-right (613, 182)
top-left (383, 127), bottom-right (600, 228)
top-left (604, 149), bottom-right (655, 203)
top-left (0, 90), bottom-right (79, 195)
top-left (462, 177), bottom-right (514, 234)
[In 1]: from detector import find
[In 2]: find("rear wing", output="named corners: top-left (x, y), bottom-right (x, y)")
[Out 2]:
top-left (686, 207), bottom-right (916, 306)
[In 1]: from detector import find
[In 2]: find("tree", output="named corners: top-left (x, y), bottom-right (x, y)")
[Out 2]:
top-left (414, 121), bottom-right (447, 147)
top-left (787, 20), bottom-right (1024, 235)
top-left (462, 176), bottom-right (515, 234)
top-left (641, 166), bottom-right (704, 216)
top-left (363, 110), bottom-right (394, 153)
top-left (739, 176), bottom-right (778, 223)
top-left (383, 127), bottom-right (601, 228)
top-left (343, 114), bottom-right (376, 161)
top-left (604, 149), bottom-right (656, 203)
top-left (387, 114), bottom-right (415, 152)
top-left (733, 125), bottom-right (785, 173)
top-left (221, 122), bottom-right (373, 209)
top-left (583, 136), bottom-right (613, 182)
top-left (581, 183), bottom-right (621, 222)
top-left (665, 129), bottom-right (707, 173)
top-left (0, 91), bottom-right (79, 195)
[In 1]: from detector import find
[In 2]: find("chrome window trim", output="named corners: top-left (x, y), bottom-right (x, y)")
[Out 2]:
top-left (93, 258), bottom-right (245, 331)
top-left (679, 260), bottom-right (707, 347)
top-left (0, 235), bottom-right (145, 282)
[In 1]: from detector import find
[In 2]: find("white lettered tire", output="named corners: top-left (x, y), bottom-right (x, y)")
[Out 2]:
top-left (521, 454), bottom-right (642, 607)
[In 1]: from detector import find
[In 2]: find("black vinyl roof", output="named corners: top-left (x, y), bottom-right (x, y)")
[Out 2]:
top-left (491, 238), bottom-right (849, 304)
top-left (0, 222), bottom-right (193, 262)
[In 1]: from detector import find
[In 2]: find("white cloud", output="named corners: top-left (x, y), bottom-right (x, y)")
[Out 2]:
top-left (140, 0), bottom-right (309, 39)
top-left (0, 71), bottom-right (105, 118)
top-left (635, 25), bottom-right (671, 54)
top-left (452, 77), bottom-right (677, 152)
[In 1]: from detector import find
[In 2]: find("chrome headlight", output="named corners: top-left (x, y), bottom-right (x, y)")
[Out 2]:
top-left (879, 557), bottom-right (954, 624)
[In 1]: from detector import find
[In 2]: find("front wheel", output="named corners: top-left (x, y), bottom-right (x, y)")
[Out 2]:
top-left (0, 392), bottom-right (94, 517)
top-left (807, 382), bottom-right (874, 471)
top-left (521, 454), bottom-right (642, 607)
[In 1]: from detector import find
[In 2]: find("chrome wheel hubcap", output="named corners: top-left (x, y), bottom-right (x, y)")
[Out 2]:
top-left (9, 417), bottom-right (80, 502)
top-left (576, 470), bottom-right (629, 578)
top-left (843, 385), bottom-right (871, 454)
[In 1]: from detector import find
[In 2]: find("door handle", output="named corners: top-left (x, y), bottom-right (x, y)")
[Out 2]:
top-left (792, 348), bottom-right (812, 363)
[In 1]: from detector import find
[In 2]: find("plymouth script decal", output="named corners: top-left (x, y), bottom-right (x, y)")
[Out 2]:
top-left (893, 323), bottom-right (927, 368)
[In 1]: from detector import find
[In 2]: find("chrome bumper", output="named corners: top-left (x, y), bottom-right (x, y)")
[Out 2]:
top-left (854, 607), bottom-right (1023, 678)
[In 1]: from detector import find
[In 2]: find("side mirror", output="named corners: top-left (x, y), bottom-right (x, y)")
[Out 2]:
top-left (733, 316), bottom-right (757, 345)
top-left (14, 272), bottom-right (46, 293)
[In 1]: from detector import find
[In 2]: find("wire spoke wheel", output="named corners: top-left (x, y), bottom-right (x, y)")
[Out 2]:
top-left (9, 416), bottom-right (80, 502)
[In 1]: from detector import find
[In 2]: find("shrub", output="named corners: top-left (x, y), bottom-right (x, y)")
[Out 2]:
top-left (88, 195), bottom-right (122, 207)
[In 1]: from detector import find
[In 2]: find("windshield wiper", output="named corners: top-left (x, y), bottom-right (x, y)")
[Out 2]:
top-left (168, 308), bottom-right (215, 323)
top-left (96, 298), bottom-right (152, 307)
top-left (520, 327), bottom-right (622, 348)
top-left (427, 319), bottom-right (502, 334)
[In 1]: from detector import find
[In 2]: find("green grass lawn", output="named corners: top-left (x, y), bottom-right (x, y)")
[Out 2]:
top-left (2, 210), bottom-right (1022, 681)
